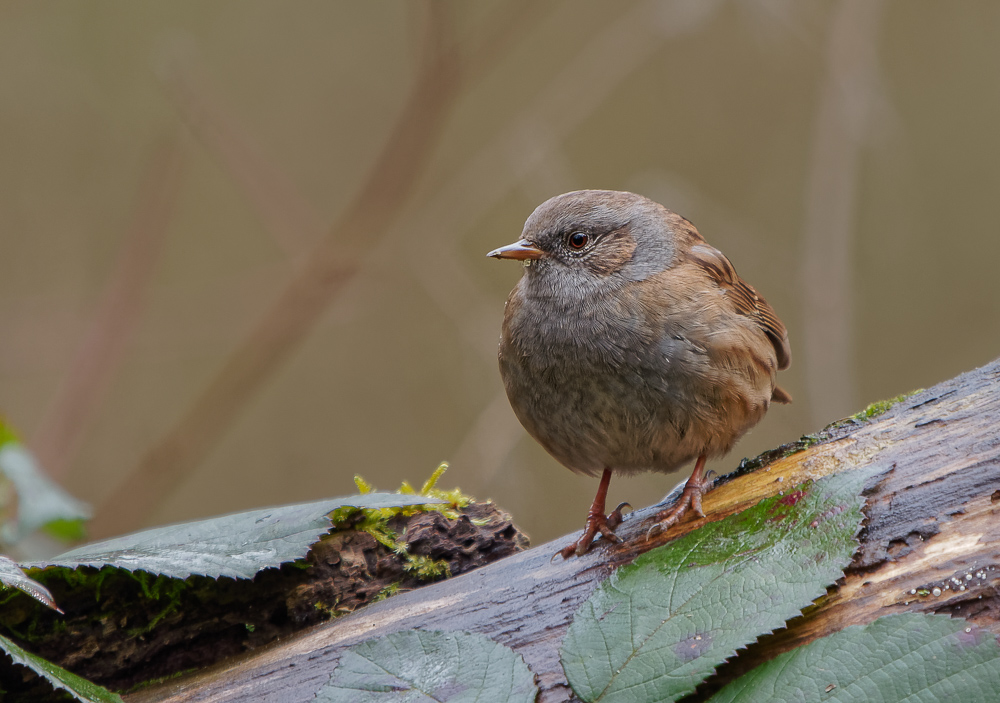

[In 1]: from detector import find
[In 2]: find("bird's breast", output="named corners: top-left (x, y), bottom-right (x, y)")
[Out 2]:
top-left (503, 280), bottom-right (652, 364)
top-left (497, 277), bottom-right (772, 476)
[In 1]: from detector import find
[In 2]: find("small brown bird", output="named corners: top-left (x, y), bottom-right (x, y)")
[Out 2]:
top-left (489, 190), bottom-right (790, 558)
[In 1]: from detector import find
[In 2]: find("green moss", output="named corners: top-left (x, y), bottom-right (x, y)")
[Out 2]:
top-left (850, 391), bottom-right (922, 422)
top-left (330, 463), bottom-right (466, 582)
top-left (373, 583), bottom-right (401, 602)
top-left (131, 571), bottom-right (187, 603)
top-left (27, 565), bottom-right (116, 603)
top-left (314, 600), bottom-right (340, 617)
top-left (112, 572), bottom-right (189, 635)
top-left (403, 555), bottom-right (451, 580)
top-left (19, 566), bottom-right (193, 641)
top-left (0, 465), bottom-right (464, 656)
top-left (0, 589), bottom-right (21, 609)
top-left (341, 462), bottom-right (474, 523)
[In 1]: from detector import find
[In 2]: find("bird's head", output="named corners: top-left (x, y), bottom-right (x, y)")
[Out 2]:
top-left (488, 190), bottom-right (678, 295)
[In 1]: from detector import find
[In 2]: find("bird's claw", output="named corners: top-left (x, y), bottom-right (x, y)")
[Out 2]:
top-left (607, 502), bottom-right (631, 529)
top-left (557, 502), bottom-right (631, 559)
top-left (645, 481), bottom-right (706, 541)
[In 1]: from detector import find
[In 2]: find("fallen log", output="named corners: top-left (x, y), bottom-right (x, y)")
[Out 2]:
top-left (128, 357), bottom-right (1000, 703)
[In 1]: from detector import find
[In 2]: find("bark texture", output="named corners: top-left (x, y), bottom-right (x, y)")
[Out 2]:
top-left (125, 357), bottom-right (1000, 703)
top-left (0, 503), bottom-right (526, 698)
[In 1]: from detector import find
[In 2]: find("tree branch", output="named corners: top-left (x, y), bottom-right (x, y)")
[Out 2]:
top-left (129, 357), bottom-right (1000, 702)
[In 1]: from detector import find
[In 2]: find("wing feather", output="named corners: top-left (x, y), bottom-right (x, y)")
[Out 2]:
top-left (689, 243), bottom-right (791, 371)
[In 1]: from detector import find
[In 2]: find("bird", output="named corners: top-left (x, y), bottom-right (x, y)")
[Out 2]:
top-left (488, 190), bottom-right (791, 558)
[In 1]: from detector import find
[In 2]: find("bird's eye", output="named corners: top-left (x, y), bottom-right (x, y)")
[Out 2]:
top-left (568, 232), bottom-right (589, 249)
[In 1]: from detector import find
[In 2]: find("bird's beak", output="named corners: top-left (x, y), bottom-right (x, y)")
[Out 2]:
top-left (487, 239), bottom-right (545, 260)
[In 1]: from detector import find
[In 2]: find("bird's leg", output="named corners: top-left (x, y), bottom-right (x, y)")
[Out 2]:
top-left (559, 468), bottom-right (631, 559)
top-left (648, 455), bottom-right (708, 539)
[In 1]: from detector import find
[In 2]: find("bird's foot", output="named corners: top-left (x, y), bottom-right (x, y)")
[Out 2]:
top-left (558, 502), bottom-right (631, 559)
top-left (646, 480), bottom-right (706, 540)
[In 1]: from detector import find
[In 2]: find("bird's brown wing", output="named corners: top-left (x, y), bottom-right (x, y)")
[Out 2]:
top-left (688, 243), bottom-right (792, 372)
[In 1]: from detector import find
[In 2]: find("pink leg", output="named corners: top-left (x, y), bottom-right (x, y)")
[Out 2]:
top-left (559, 468), bottom-right (630, 559)
top-left (648, 455), bottom-right (708, 539)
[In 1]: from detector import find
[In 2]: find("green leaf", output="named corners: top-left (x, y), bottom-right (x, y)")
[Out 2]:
top-left (711, 613), bottom-right (1000, 702)
top-left (27, 493), bottom-right (442, 580)
top-left (42, 517), bottom-right (88, 542)
top-left (0, 632), bottom-right (122, 702)
top-left (0, 555), bottom-right (60, 611)
top-left (0, 417), bottom-right (19, 449)
top-left (561, 467), bottom-right (875, 703)
top-left (317, 629), bottom-right (537, 702)
top-left (0, 443), bottom-right (92, 542)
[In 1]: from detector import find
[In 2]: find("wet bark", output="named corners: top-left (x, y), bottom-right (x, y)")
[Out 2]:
top-left (120, 358), bottom-right (1000, 701)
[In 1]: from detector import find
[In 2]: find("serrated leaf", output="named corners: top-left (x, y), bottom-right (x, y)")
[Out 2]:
top-left (26, 493), bottom-right (442, 580)
top-left (711, 613), bottom-right (1000, 702)
top-left (0, 555), bottom-right (60, 611)
top-left (0, 443), bottom-right (92, 542)
top-left (0, 632), bottom-right (122, 702)
top-left (561, 467), bottom-right (876, 703)
top-left (318, 629), bottom-right (537, 702)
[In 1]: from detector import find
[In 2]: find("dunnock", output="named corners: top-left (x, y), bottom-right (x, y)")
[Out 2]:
top-left (489, 190), bottom-right (791, 558)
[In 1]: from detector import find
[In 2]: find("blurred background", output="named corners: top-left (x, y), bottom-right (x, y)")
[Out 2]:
top-left (1, 0), bottom-right (998, 551)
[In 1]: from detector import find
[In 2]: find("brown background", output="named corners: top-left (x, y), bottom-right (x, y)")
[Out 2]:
top-left (1, 1), bottom-right (997, 550)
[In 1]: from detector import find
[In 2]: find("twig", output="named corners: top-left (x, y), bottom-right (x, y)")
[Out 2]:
top-left (157, 50), bottom-right (325, 258)
top-left (30, 135), bottom-right (185, 481)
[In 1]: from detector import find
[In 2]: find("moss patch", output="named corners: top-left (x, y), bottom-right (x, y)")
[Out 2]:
top-left (333, 463), bottom-right (475, 580)
top-left (0, 465), bottom-right (526, 693)
top-left (850, 392), bottom-right (921, 423)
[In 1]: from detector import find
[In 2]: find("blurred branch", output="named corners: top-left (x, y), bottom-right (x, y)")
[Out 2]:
top-left (89, 1), bottom-right (462, 539)
top-left (459, 0), bottom-right (547, 84)
top-left (160, 0), bottom-right (551, 505)
top-left (29, 135), bottom-right (184, 481)
top-left (157, 0), bottom-right (545, 276)
top-left (800, 0), bottom-right (886, 426)
top-left (157, 49), bottom-right (325, 259)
